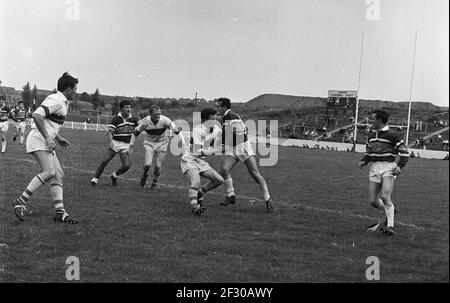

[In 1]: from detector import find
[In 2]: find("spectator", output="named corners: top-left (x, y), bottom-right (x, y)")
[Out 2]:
top-left (443, 139), bottom-right (449, 151)
top-left (410, 151), bottom-right (416, 158)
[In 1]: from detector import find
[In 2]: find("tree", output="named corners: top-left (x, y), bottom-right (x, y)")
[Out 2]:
top-left (111, 97), bottom-right (120, 115)
top-left (170, 100), bottom-right (180, 107)
top-left (157, 100), bottom-right (166, 108)
top-left (91, 88), bottom-right (100, 110)
top-left (80, 92), bottom-right (91, 102)
top-left (22, 82), bottom-right (32, 109)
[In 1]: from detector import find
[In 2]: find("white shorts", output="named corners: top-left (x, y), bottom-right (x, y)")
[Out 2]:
top-left (111, 140), bottom-right (130, 154)
top-left (0, 121), bottom-right (9, 133)
top-left (13, 121), bottom-right (26, 132)
top-left (181, 154), bottom-right (211, 174)
top-left (224, 141), bottom-right (255, 162)
top-left (144, 139), bottom-right (168, 153)
top-left (369, 162), bottom-right (397, 184)
top-left (26, 129), bottom-right (51, 153)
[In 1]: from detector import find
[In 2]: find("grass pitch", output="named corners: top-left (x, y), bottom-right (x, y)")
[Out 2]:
top-left (0, 127), bottom-right (448, 282)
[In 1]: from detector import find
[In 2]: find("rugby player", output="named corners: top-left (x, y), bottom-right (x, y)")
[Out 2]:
top-left (12, 72), bottom-right (78, 223)
top-left (11, 100), bottom-right (27, 144)
top-left (133, 105), bottom-right (180, 189)
top-left (215, 98), bottom-right (274, 211)
top-left (180, 107), bottom-right (224, 216)
top-left (0, 96), bottom-right (11, 153)
top-left (359, 110), bottom-right (409, 236)
top-left (91, 100), bottom-right (138, 186)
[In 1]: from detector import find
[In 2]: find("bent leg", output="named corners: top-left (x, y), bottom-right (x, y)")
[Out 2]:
top-left (244, 156), bottom-right (270, 201)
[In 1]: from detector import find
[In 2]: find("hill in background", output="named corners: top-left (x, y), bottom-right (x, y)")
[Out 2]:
top-left (247, 93), bottom-right (448, 112)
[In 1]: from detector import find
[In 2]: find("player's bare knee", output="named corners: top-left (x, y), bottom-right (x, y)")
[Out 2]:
top-left (249, 169), bottom-right (261, 183)
top-left (55, 168), bottom-right (64, 180)
top-left (380, 195), bottom-right (392, 205)
top-left (191, 179), bottom-right (201, 189)
top-left (42, 168), bottom-right (56, 180)
top-left (214, 175), bottom-right (224, 186)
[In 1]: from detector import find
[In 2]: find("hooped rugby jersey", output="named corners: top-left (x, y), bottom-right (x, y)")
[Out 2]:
top-left (32, 91), bottom-right (69, 138)
top-left (221, 109), bottom-right (248, 147)
top-left (135, 115), bottom-right (178, 142)
top-left (108, 113), bottom-right (139, 143)
top-left (0, 106), bottom-right (11, 122)
top-left (12, 108), bottom-right (27, 122)
top-left (361, 126), bottom-right (409, 168)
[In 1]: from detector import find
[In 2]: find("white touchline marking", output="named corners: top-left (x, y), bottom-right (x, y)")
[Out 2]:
top-left (3, 156), bottom-right (440, 231)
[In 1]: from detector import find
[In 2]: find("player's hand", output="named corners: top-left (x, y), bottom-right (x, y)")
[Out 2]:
top-left (126, 145), bottom-right (134, 155)
top-left (45, 137), bottom-right (57, 151)
top-left (57, 137), bottom-right (71, 149)
top-left (392, 166), bottom-right (402, 176)
top-left (358, 161), bottom-right (367, 169)
top-left (109, 142), bottom-right (115, 150)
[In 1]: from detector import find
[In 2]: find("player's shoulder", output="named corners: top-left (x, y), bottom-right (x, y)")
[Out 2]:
top-left (129, 115), bottom-right (139, 124)
top-left (160, 114), bottom-right (173, 124)
top-left (110, 115), bottom-right (123, 124)
top-left (223, 110), bottom-right (240, 120)
top-left (383, 129), bottom-right (402, 142)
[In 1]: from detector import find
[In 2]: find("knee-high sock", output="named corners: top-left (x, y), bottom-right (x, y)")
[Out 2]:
top-left (256, 176), bottom-right (271, 201)
top-left (50, 183), bottom-right (64, 212)
top-left (1, 139), bottom-right (6, 152)
top-left (223, 177), bottom-right (235, 197)
top-left (18, 174), bottom-right (48, 205)
top-left (189, 187), bottom-right (198, 207)
top-left (384, 204), bottom-right (395, 227)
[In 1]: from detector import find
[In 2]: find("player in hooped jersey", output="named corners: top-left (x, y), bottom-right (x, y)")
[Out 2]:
top-left (91, 100), bottom-right (139, 186)
top-left (0, 96), bottom-right (12, 153)
top-left (12, 72), bottom-right (78, 223)
top-left (359, 110), bottom-right (409, 236)
top-left (215, 98), bottom-right (274, 211)
top-left (133, 105), bottom-right (180, 189)
top-left (180, 107), bottom-right (224, 216)
top-left (11, 100), bottom-right (27, 144)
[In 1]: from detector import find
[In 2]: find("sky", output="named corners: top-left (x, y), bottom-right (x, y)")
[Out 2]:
top-left (0, 0), bottom-right (448, 106)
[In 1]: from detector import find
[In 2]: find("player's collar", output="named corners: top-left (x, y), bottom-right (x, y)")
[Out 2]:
top-left (55, 91), bottom-right (68, 102)
top-left (118, 112), bottom-right (131, 120)
top-left (224, 109), bottom-right (231, 116)
top-left (379, 126), bottom-right (389, 132)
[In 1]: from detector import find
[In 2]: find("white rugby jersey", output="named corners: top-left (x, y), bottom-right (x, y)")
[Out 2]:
top-left (135, 114), bottom-right (177, 142)
top-left (183, 124), bottom-right (221, 159)
top-left (32, 91), bottom-right (69, 138)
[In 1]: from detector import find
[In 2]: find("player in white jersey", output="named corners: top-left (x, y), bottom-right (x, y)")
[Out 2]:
top-left (11, 100), bottom-right (27, 144)
top-left (12, 72), bottom-right (78, 224)
top-left (133, 105), bottom-right (181, 189)
top-left (180, 107), bottom-right (224, 216)
top-left (0, 96), bottom-right (12, 153)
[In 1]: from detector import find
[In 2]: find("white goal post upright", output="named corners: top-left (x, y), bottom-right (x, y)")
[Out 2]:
top-left (353, 32), bottom-right (365, 146)
top-left (406, 30), bottom-right (418, 146)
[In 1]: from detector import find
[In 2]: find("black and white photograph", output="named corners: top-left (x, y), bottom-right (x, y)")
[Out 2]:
top-left (0, 0), bottom-right (448, 289)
